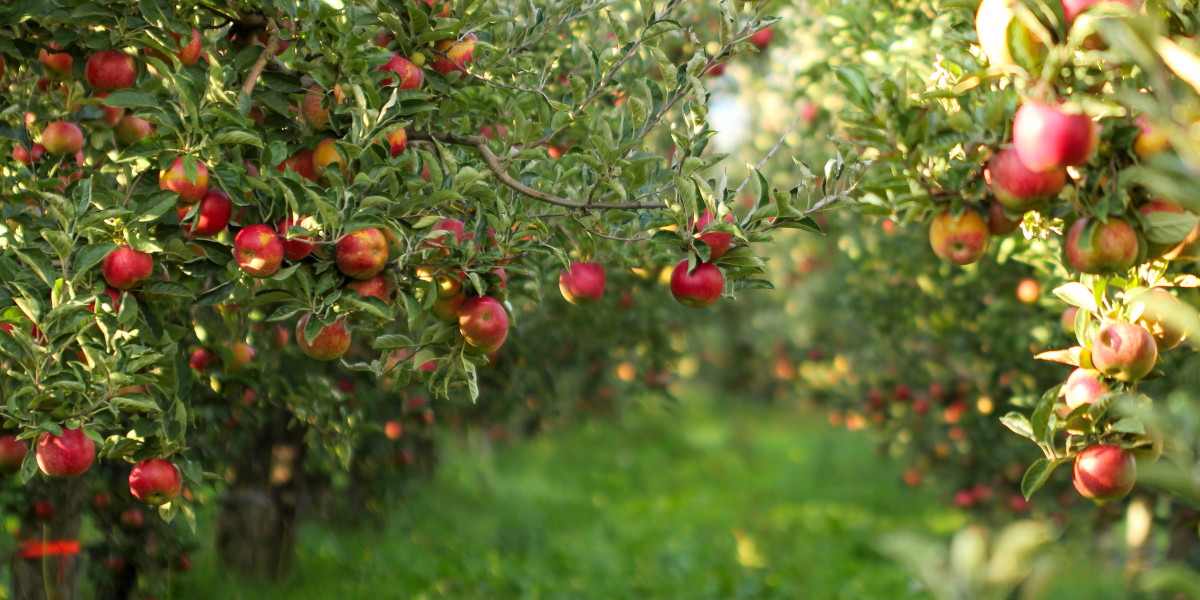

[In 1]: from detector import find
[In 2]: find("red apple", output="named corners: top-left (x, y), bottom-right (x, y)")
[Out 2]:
top-left (296, 313), bottom-right (351, 361)
top-left (179, 189), bottom-right (232, 237)
top-left (1073, 444), bottom-right (1136, 500)
top-left (277, 215), bottom-right (316, 260)
top-left (189, 348), bottom-right (214, 372)
top-left (94, 93), bottom-right (126, 127)
top-left (378, 54), bottom-right (424, 88)
top-left (1061, 368), bottom-right (1109, 410)
top-left (705, 62), bottom-right (725, 76)
top-left (336, 228), bottom-right (388, 279)
top-left (159, 157), bottom-right (210, 204)
top-left (431, 35), bottom-right (477, 76)
top-left (114, 115), bottom-right (155, 145)
top-left (300, 85), bottom-right (331, 130)
top-left (1012, 101), bottom-right (1096, 173)
top-left (35, 427), bottom-right (95, 478)
top-left (1063, 217), bottom-right (1138, 274)
top-left (128, 458), bottom-right (182, 506)
top-left (1091, 321), bottom-right (1157, 382)
top-left (693, 210), bottom-right (737, 259)
top-left (669, 259), bottom-right (724, 308)
top-left (119, 508), bottom-right (144, 530)
top-left (276, 148), bottom-right (318, 182)
top-left (987, 201), bottom-right (1022, 236)
top-left (0, 435), bottom-right (28, 475)
top-left (85, 50), bottom-right (137, 92)
top-left (384, 420), bottom-right (404, 440)
top-left (102, 246), bottom-right (153, 290)
top-left (346, 275), bottom-right (390, 302)
top-left (459, 296), bottom-right (509, 354)
top-left (985, 147), bottom-right (1066, 211)
top-left (415, 0), bottom-right (452, 16)
top-left (385, 128), bottom-right (408, 156)
top-left (12, 143), bottom-right (46, 165)
top-left (173, 29), bottom-right (204, 66)
top-left (233, 224), bottom-right (284, 277)
top-left (558, 262), bottom-right (606, 305)
top-left (40, 121), bottom-right (83, 155)
top-left (929, 210), bottom-right (989, 265)
top-left (39, 45), bottom-right (73, 78)
top-left (749, 27), bottom-right (773, 50)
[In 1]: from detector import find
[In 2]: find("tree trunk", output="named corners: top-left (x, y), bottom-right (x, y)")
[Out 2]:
top-left (215, 410), bottom-right (308, 580)
top-left (11, 476), bottom-right (86, 600)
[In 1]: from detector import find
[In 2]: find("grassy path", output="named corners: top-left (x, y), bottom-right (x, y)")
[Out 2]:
top-left (176, 393), bottom-right (1115, 599)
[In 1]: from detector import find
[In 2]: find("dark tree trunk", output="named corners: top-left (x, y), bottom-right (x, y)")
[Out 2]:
top-left (215, 410), bottom-right (308, 580)
top-left (11, 476), bottom-right (86, 600)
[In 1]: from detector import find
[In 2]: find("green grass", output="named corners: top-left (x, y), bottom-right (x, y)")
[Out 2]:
top-left (173, 393), bottom-right (1124, 599)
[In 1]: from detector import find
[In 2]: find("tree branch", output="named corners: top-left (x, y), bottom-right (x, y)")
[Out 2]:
top-left (409, 131), bottom-right (667, 211)
top-left (240, 20), bottom-right (280, 100)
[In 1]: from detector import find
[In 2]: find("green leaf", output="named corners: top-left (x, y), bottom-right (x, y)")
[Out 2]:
top-left (99, 89), bottom-right (160, 108)
top-left (213, 130), bottom-right (265, 147)
top-left (1000, 411), bottom-right (1036, 441)
top-left (1021, 458), bottom-right (1059, 500)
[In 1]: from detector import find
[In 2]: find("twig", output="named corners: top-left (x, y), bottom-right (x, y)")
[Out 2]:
top-left (409, 131), bottom-right (667, 210)
top-left (732, 115), bottom-right (801, 198)
top-left (240, 20), bottom-right (280, 99)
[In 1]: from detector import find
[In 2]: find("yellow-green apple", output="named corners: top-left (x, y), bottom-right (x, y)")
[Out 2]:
top-left (276, 148), bottom-right (318, 182)
top-left (1130, 287), bottom-right (1188, 351)
top-left (102, 245), bottom-right (154, 290)
top-left (1062, 0), bottom-right (1140, 24)
top-left (669, 259), bottom-right (724, 308)
top-left (41, 121), bottom-right (84, 155)
top-left (39, 44), bottom-right (73, 78)
top-left (35, 427), bottom-right (95, 478)
top-left (928, 210), bottom-right (989, 264)
top-left (1091, 321), bottom-right (1157, 382)
top-left (301, 85), bottom-right (331, 130)
top-left (178, 189), bottom-right (232, 237)
top-left (432, 34), bottom-right (477, 75)
top-left (159, 157), bottom-right (210, 204)
top-left (233, 224), bottom-right (284, 277)
top-left (1061, 368), bottom-right (1109, 410)
top-left (85, 50), bottom-right (137, 92)
top-left (1013, 101), bottom-right (1096, 172)
top-left (114, 115), bottom-right (155, 145)
top-left (0, 435), bottom-right (28, 475)
top-left (312, 138), bottom-right (346, 175)
top-left (230, 342), bottom-right (255, 368)
top-left (459, 295), bottom-right (509, 354)
top-left (693, 210), bottom-right (737, 259)
top-left (346, 275), bottom-right (390, 302)
top-left (1063, 217), bottom-right (1138, 274)
top-left (128, 458), bottom-right (182, 506)
top-left (1073, 444), bottom-right (1136, 500)
top-left (385, 128), bottom-right (407, 156)
top-left (559, 261), bottom-right (606, 305)
top-left (336, 228), bottom-right (388, 279)
top-left (985, 147), bottom-right (1066, 211)
top-left (1132, 116), bottom-right (1169, 158)
top-left (378, 54), bottom-right (424, 88)
top-left (296, 313), bottom-right (351, 361)
top-left (277, 215), bottom-right (316, 260)
top-left (987, 200), bottom-right (1022, 236)
top-left (12, 143), bottom-right (46, 165)
top-left (95, 94), bottom-right (125, 127)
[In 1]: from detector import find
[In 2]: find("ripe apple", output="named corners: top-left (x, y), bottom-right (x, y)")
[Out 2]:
top-left (0, 435), bottom-right (28, 475)
top-left (34, 501), bottom-right (54, 521)
top-left (1073, 444), bottom-right (1136, 500)
top-left (346, 275), bottom-right (390, 302)
top-left (119, 508), bottom-right (144, 530)
top-left (85, 50), bottom-right (137, 92)
top-left (1016, 278), bottom-right (1040, 303)
top-left (985, 147), bottom-right (1066, 212)
top-left (189, 348), bottom-right (214, 372)
top-left (1063, 217), bottom-right (1138, 274)
top-left (336, 228), bottom-right (388, 279)
top-left (159, 157), bottom-right (210, 204)
top-left (1012, 101), bottom-right (1096, 173)
top-left (705, 62), bottom-right (726, 77)
top-left (312, 138), bottom-right (346, 175)
top-left (432, 292), bottom-right (467, 323)
top-left (128, 458), bottom-right (182, 506)
top-left (296, 313), bottom-right (351, 361)
top-left (384, 420), bottom-right (404, 440)
top-left (385, 128), bottom-right (408, 156)
top-left (179, 189), bottom-right (232, 237)
top-left (114, 115), bottom-right (155, 145)
top-left (1130, 287), bottom-right (1188, 351)
top-left (12, 143), bottom-right (46, 165)
top-left (459, 295), bottom-right (509, 354)
top-left (669, 259), bottom-right (724, 308)
top-left (230, 342), bottom-right (255, 368)
top-left (40, 121), bottom-right (84, 155)
top-left (39, 45), bottom-right (73, 78)
top-left (233, 224), bottom-right (285, 278)
top-left (987, 201), bottom-right (1022, 236)
top-left (277, 216), bottom-right (317, 260)
top-left (693, 210), bottom-right (737, 259)
top-left (1062, 0), bottom-right (1140, 24)
top-left (276, 148), bottom-right (318, 182)
top-left (35, 427), bottom-right (96, 478)
top-left (1091, 321), bottom-right (1157, 382)
top-left (173, 29), bottom-right (204, 66)
top-left (102, 246), bottom-right (154, 290)
top-left (301, 85), bottom-right (331, 130)
top-left (431, 34), bottom-right (477, 75)
top-left (415, 0), bottom-right (452, 17)
top-left (559, 261), bottom-right (606, 305)
top-left (929, 210), bottom-right (989, 265)
top-left (1061, 368), bottom-right (1109, 410)
top-left (1132, 116), bottom-right (1169, 159)
top-left (378, 54), bottom-right (424, 88)
top-left (748, 27), bottom-right (773, 50)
